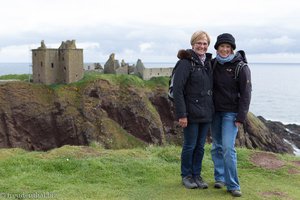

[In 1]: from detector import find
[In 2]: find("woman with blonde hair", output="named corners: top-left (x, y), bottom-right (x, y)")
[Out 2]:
top-left (173, 30), bottom-right (214, 189)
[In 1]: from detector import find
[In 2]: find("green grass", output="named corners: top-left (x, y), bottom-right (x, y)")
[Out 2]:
top-left (0, 145), bottom-right (299, 200)
top-left (49, 72), bottom-right (169, 90)
top-left (66, 72), bottom-right (145, 88)
top-left (0, 72), bottom-right (170, 96)
top-left (145, 76), bottom-right (169, 88)
top-left (0, 74), bottom-right (30, 81)
top-left (0, 72), bottom-right (169, 88)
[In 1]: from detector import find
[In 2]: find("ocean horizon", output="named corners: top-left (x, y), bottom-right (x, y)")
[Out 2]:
top-left (1, 62), bottom-right (299, 125)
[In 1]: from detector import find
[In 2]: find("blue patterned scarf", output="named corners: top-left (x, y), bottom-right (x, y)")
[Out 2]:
top-left (216, 53), bottom-right (234, 65)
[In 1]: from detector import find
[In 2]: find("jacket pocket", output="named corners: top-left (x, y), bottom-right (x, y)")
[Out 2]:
top-left (186, 96), bottom-right (205, 118)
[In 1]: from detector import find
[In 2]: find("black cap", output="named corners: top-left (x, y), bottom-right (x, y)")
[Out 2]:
top-left (214, 33), bottom-right (236, 50)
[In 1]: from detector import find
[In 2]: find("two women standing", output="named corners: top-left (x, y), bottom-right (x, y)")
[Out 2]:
top-left (173, 31), bottom-right (251, 197)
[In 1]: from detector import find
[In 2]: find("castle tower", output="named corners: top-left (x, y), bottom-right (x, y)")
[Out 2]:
top-left (32, 40), bottom-right (83, 84)
top-left (32, 40), bottom-right (60, 84)
top-left (59, 40), bottom-right (84, 83)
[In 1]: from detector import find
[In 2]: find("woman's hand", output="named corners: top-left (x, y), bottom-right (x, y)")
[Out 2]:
top-left (235, 121), bottom-right (242, 127)
top-left (179, 117), bottom-right (188, 128)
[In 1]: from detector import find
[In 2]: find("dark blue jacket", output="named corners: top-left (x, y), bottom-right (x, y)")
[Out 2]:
top-left (212, 50), bottom-right (252, 122)
top-left (173, 49), bottom-right (214, 123)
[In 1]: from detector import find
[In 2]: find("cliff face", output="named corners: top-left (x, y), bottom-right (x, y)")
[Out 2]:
top-left (0, 82), bottom-right (89, 150)
top-left (0, 78), bottom-right (180, 151)
top-left (0, 77), bottom-right (298, 154)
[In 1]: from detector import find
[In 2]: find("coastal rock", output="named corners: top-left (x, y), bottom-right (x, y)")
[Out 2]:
top-left (0, 83), bottom-right (88, 150)
top-left (0, 79), bottom-right (164, 150)
top-left (238, 113), bottom-right (294, 154)
top-left (0, 78), bottom-right (299, 154)
top-left (257, 116), bottom-right (300, 150)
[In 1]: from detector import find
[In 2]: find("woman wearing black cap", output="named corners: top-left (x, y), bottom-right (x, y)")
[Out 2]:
top-left (211, 33), bottom-right (252, 197)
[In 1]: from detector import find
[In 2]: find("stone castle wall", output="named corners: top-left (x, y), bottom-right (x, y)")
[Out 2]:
top-left (62, 49), bottom-right (84, 83)
top-left (32, 40), bottom-right (83, 84)
top-left (103, 54), bottom-right (172, 80)
top-left (32, 49), bottom-right (60, 84)
top-left (142, 67), bottom-right (172, 80)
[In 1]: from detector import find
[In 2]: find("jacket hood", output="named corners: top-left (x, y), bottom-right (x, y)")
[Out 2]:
top-left (231, 50), bottom-right (247, 64)
top-left (177, 49), bottom-right (212, 64)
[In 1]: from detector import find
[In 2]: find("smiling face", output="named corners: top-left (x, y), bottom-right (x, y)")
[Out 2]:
top-left (192, 38), bottom-right (209, 56)
top-left (217, 43), bottom-right (233, 58)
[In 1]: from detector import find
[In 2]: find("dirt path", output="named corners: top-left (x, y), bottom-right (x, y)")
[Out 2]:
top-left (250, 152), bottom-right (299, 199)
top-left (250, 152), bottom-right (285, 170)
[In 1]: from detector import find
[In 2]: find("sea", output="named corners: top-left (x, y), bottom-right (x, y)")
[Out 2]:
top-left (1, 62), bottom-right (300, 125)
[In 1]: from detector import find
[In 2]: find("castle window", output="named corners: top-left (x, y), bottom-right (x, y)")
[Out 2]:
top-left (34, 53), bottom-right (37, 56)
top-left (51, 63), bottom-right (54, 68)
top-left (62, 57), bottom-right (64, 61)
top-left (64, 67), bottom-right (66, 71)
top-left (41, 62), bottom-right (43, 67)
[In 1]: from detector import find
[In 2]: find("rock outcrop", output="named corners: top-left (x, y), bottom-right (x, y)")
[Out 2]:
top-left (0, 78), bottom-right (176, 151)
top-left (257, 116), bottom-right (300, 152)
top-left (0, 77), bottom-right (299, 154)
top-left (237, 113), bottom-right (294, 154)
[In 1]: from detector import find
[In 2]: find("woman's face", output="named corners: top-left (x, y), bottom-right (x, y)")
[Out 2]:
top-left (192, 39), bottom-right (208, 56)
top-left (217, 43), bottom-right (232, 57)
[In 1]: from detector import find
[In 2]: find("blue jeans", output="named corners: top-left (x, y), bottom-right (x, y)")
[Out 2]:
top-left (211, 112), bottom-right (240, 191)
top-left (181, 122), bottom-right (210, 177)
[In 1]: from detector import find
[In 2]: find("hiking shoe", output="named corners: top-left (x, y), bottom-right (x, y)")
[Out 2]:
top-left (182, 176), bottom-right (198, 189)
top-left (214, 181), bottom-right (225, 189)
top-left (193, 176), bottom-right (208, 189)
top-left (228, 190), bottom-right (242, 197)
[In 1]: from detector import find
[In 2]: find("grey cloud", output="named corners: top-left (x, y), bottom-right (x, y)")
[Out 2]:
top-left (1, 24), bottom-right (300, 63)
top-left (220, 25), bottom-right (300, 54)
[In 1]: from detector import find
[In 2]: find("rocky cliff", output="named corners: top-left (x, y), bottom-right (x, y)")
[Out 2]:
top-left (0, 75), bottom-right (299, 155)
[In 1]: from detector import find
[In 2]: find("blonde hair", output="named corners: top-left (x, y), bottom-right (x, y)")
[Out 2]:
top-left (190, 31), bottom-right (210, 46)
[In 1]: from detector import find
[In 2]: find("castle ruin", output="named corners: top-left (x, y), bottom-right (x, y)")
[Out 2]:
top-left (32, 40), bottom-right (84, 84)
top-left (103, 53), bottom-right (172, 80)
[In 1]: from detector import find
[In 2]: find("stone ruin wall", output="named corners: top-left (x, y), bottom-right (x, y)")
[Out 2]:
top-left (103, 54), bottom-right (172, 80)
top-left (142, 68), bottom-right (173, 80)
top-left (32, 40), bottom-right (83, 84)
top-left (63, 49), bottom-right (84, 83)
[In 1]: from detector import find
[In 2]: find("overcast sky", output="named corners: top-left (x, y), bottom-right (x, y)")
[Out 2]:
top-left (0, 0), bottom-right (299, 63)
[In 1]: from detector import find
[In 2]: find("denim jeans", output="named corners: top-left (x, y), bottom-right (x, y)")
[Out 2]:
top-left (181, 122), bottom-right (210, 178)
top-left (211, 112), bottom-right (240, 191)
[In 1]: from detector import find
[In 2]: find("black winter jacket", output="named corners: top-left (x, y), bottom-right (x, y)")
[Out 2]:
top-left (173, 49), bottom-right (214, 123)
top-left (212, 50), bottom-right (252, 122)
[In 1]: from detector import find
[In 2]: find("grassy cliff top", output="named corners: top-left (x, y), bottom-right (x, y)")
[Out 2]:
top-left (0, 72), bottom-right (169, 90)
top-left (0, 145), bottom-right (299, 200)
